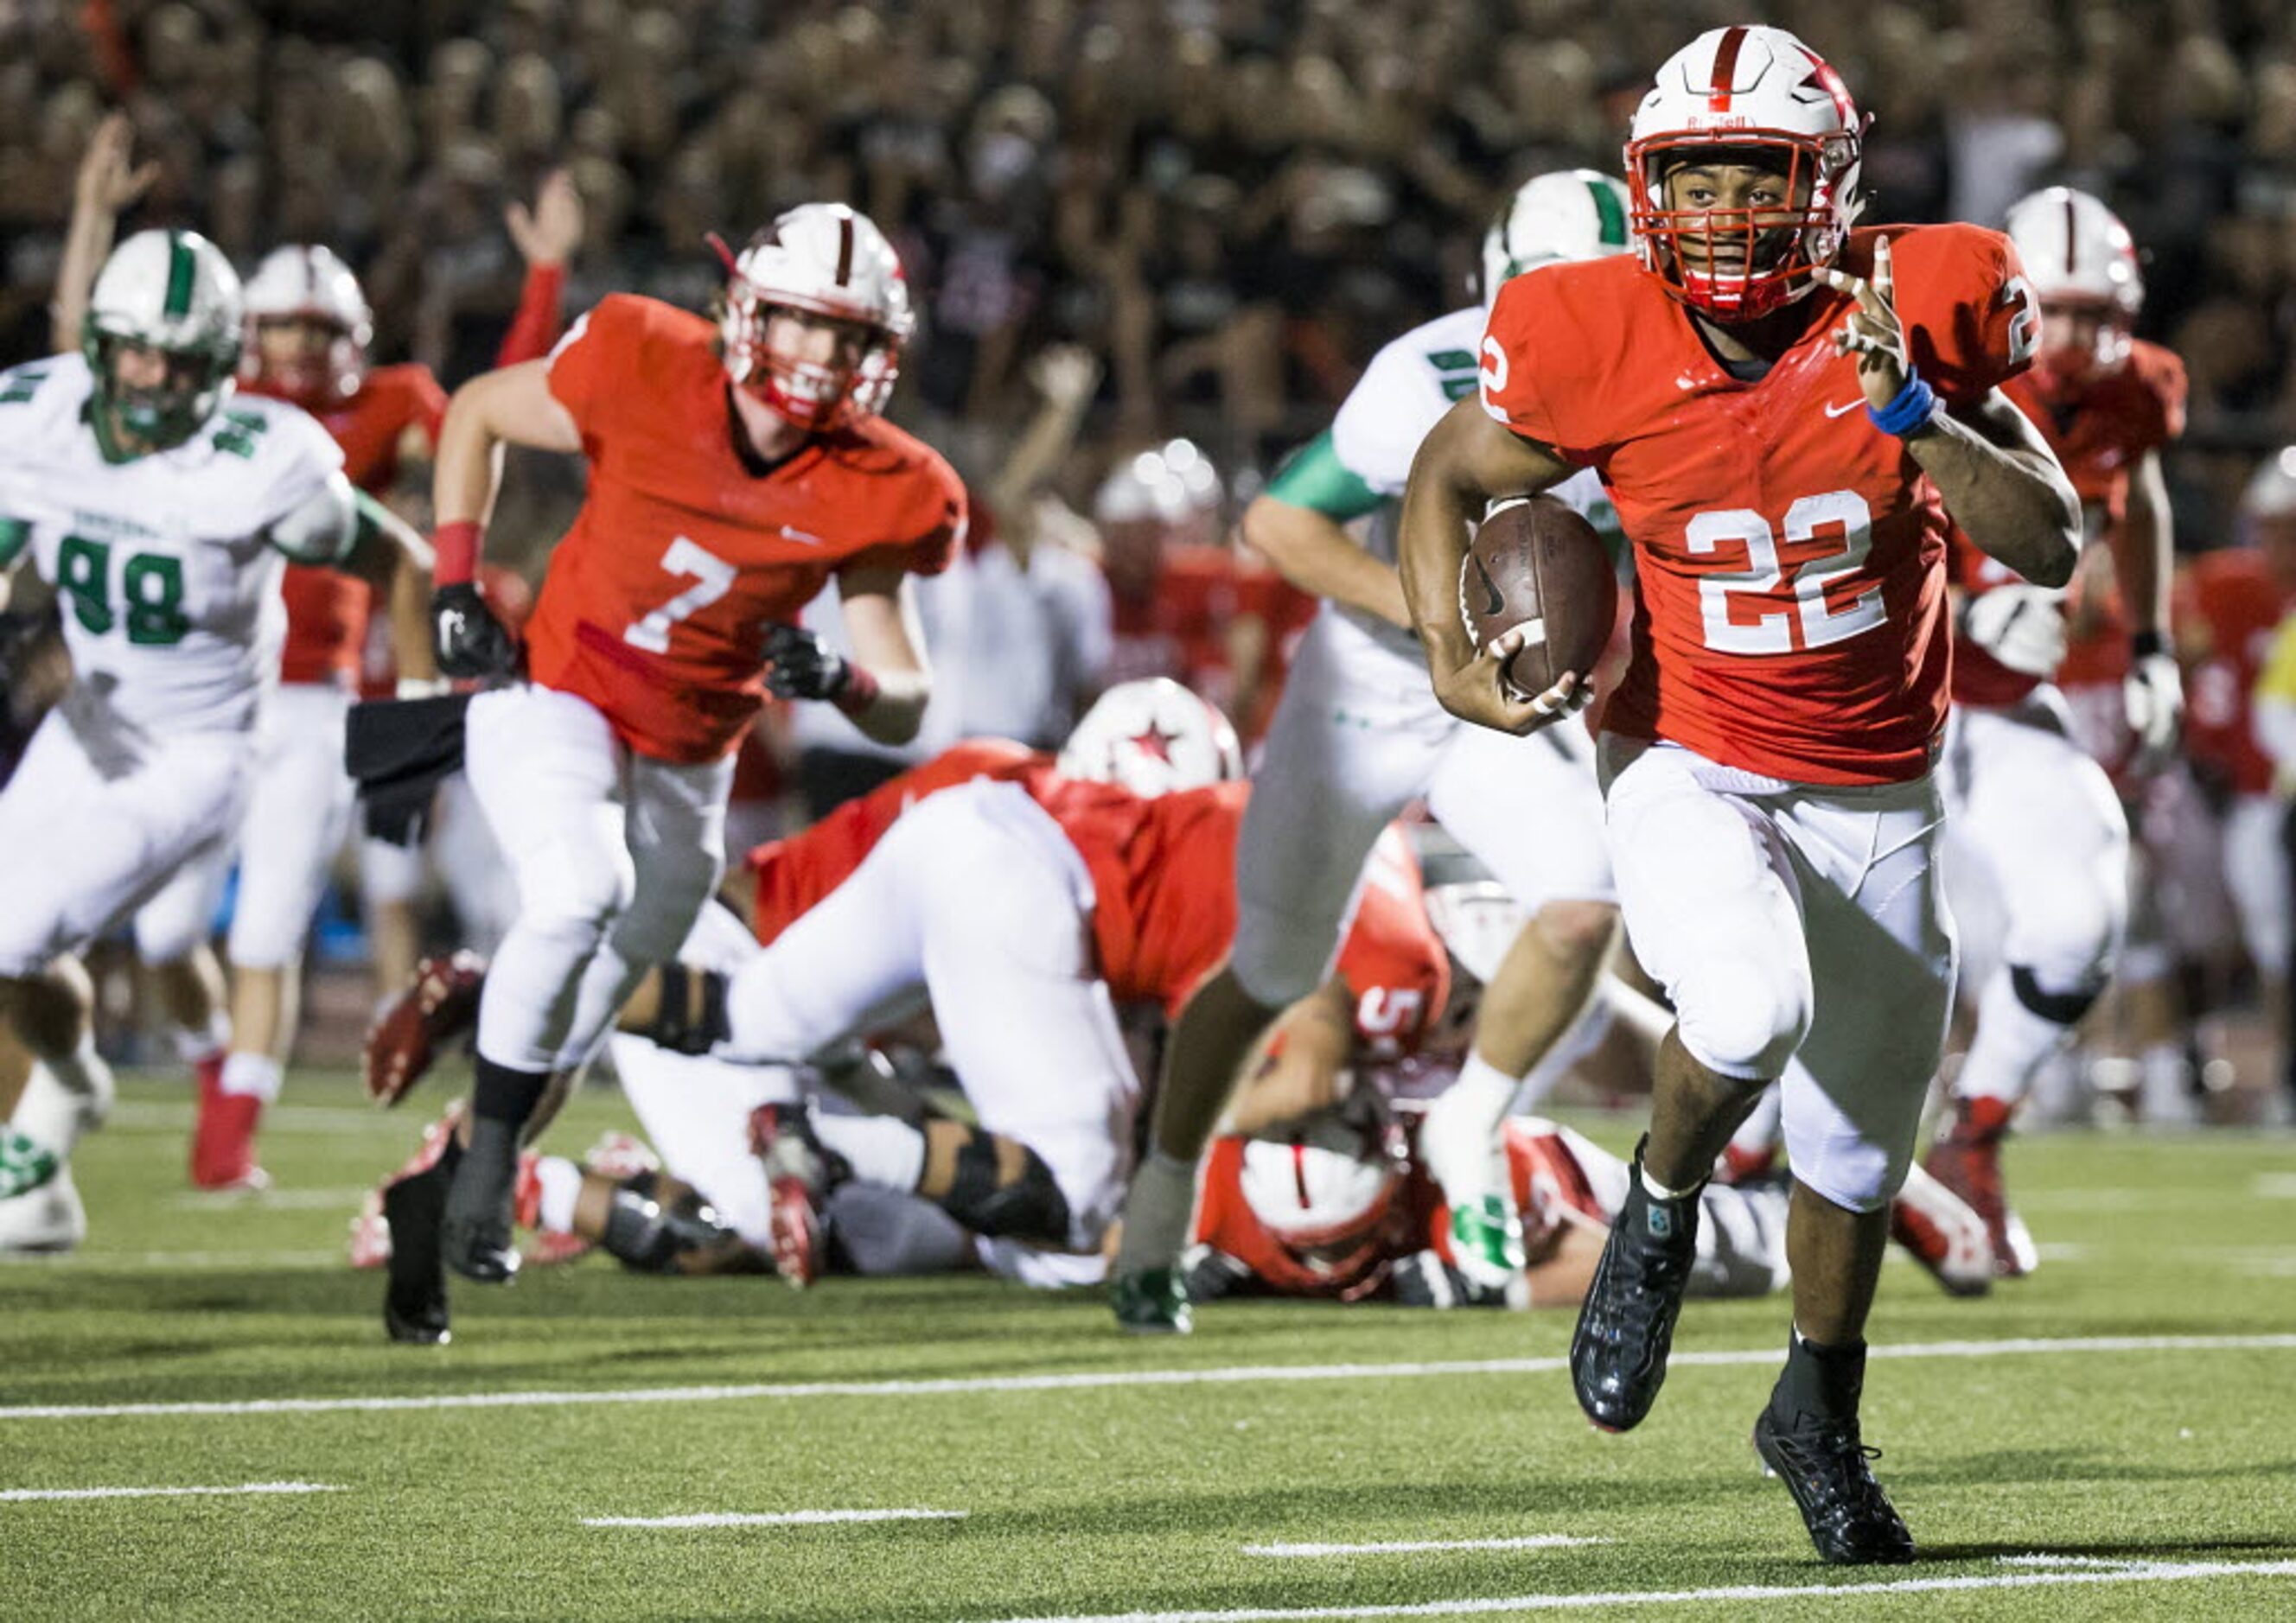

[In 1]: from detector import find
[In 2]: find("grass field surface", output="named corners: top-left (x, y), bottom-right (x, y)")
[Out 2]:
top-left (3, 1072), bottom-right (2293, 1620)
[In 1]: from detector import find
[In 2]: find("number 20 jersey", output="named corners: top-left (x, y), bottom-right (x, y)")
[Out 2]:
top-left (0, 353), bottom-right (346, 739)
top-left (1479, 225), bottom-right (2034, 785)
top-left (528, 295), bottom-right (966, 764)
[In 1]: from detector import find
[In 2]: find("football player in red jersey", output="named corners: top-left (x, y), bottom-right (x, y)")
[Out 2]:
top-left (424, 203), bottom-right (966, 1285)
top-left (1394, 26), bottom-right (2078, 1563)
top-left (1921, 188), bottom-right (2188, 1266)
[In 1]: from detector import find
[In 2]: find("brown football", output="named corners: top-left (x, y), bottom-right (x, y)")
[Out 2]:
top-left (1459, 495), bottom-right (1617, 698)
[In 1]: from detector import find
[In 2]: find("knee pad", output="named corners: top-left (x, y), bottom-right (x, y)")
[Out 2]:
top-left (1675, 956), bottom-right (1809, 1080)
top-left (2009, 963), bottom-right (2103, 1028)
top-left (941, 1136), bottom-right (1071, 1246)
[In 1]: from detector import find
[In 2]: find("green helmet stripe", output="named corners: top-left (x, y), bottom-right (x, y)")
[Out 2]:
top-left (163, 232), bottom-right (195, 319)
top-left (1586, 177), bottom-right (1628, 249)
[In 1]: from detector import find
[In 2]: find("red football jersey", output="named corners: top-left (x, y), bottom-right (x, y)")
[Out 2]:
top-left (746, 740), bottom-right (1043, 943)
top-left (1951, 340), bottom-right (2185, 707)
top-left (2178, 550), bottom-right (2293, 796)
top-left (1482, 225), bottom-right (2035, 784)
top-left (249, 364), bottom-right (447, 687)
top-left (528, 295), bottom-right (964, 763)
top-left (743, 748), bottom-right (1449, 1050)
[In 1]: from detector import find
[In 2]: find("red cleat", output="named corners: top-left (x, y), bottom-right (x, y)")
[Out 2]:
top-left (1921, 1095), bottom-right (2026, 1278)
top-left (364, 952), bottom-right (488, 1107)
top-left (747, 1103), bottom-right (834, 1289)
top-left (1889, 1165), bottom-right (1994, 1296)
top-left (190, 1057), bottom-right (268, 1191)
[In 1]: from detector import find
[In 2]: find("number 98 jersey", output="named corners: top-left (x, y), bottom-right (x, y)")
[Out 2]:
top-left (0, 353), bottom-right (348, 741)
top-left (1479, 225), bottom-right (2035, 785)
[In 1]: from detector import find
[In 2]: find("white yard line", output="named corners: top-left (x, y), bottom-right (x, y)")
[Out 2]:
top-left (0, 1250), bottom-right (347, 1270)
top-left (584, 1508), bottom-right (966, 1529)
top-left (1, 1332), bottom-right (2292, 1423)
top-left (0, 1481), bottom-right (339, 1502)
top-left (975, 1557), bottom-right (2296, 1622)
top-left (2256, 1173), bottom-right (2296, 1199)
top-left (1244, 1537), bottom-right (1607, 1558)
top-left (105, 1102), bottom-right (384, 1135)
top-left (168, 1187), bottom-right (373, 1210)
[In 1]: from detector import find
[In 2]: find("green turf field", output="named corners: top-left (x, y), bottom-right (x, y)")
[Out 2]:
top-left (2, 1072), bottom-right (2293, 1620)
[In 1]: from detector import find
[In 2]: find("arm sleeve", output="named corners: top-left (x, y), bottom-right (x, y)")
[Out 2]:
top-left (264, 468), bottom-right (361, 565)
top-left (543, 296), bottom-right (638, 439)
top-left (495, 263), bottom-right (568, 367)
top-left (839, 471), bottom-right (966, 581)
top-left (249, 408), bottom-right (350, 545)
top-left (1262, 430), bottom-right (1385, 519)
top-left (1910, 226), bottom-right (2038, 407)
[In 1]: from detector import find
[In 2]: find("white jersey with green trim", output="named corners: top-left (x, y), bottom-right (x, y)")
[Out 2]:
top-left (0, 353), bottom-right (348, 740)
top-left (1328, 302), bottom-right (1617, 656)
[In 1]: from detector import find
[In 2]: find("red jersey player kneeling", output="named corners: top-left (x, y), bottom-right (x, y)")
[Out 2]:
top-left (424, 203), bottom-right (965, 1285)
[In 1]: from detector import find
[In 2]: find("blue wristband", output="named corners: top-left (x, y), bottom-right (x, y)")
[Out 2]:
top-left (1866, 372), bottom-right (1937, 438)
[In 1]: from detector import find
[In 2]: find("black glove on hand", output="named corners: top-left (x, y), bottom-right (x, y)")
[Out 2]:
top-left (430, 583), bottom-right (520, 680)
top-left (762, 621), bottom-right (851, 702)
top-left (1178, 1244), bottom-right (1253, 1304)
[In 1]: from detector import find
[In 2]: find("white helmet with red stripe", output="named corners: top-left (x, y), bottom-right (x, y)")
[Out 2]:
top-left (1624, 24), bottom-right (1866, 322)
top-left (1056, 678), bottom-right (1242, 797)
top-left (2004, 187), bottom-right (2142, 379)
top-left (1237, 1117), bottom-right (1405, 1278)
top-left (718, 202), bottom-right (913, 430)
top-left (2242, 447), bottom-right (2296, 523)
top-left (241, 244), bottom-right (374, 405)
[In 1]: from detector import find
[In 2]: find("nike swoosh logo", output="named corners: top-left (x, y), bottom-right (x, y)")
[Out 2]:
top-left (778, 525), bottom-right (824, 546)
top-left (1470, 553), bottom-right (1507, 618)
top-left (1824, 398), bottom-right (1865, 418)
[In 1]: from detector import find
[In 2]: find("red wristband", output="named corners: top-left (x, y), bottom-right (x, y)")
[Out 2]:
top-left (433, 520), bottom-right (483, 587)
top-left (830, 662), bottom-right (881, 718)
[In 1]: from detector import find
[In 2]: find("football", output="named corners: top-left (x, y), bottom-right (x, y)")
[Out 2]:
top-left (1459, 495), bottom-right (1617, 698)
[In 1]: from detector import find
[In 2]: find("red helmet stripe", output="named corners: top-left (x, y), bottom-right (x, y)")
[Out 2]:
top-left (1292, 1143), bottom-right (1312, 1209)
top-left (834, 214), bottom-right (854, 286)
top-left (1797, 47), bottom-right (1858, 126)
top-left (1707, 25), bottom-right (1749, 112)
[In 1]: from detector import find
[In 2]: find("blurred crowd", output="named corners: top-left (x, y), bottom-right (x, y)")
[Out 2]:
top-left (4, 0), bottom-right (2296, 542)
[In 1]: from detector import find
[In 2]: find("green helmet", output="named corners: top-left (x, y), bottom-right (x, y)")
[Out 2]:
top-left (81, 228), bottom-right (244, 454)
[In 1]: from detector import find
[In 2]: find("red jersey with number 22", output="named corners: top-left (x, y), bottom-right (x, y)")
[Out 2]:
top-left (1481, 225), bottom-right (2035, 784)
top-left (532, 295), bottom-right (964, 763)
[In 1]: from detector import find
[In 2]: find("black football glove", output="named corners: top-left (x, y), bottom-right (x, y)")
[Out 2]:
top-left (430, 583), bottom-right (520, 680)
top-left (1391, 1248), bottom-right (1509, 1309)
top-left (762, 621), bottom-right (852, 702)
top-left (1178, 1244), bottom-right (1253, 1303)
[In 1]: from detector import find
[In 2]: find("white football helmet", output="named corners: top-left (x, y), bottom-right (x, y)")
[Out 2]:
top-left (2242, 447), bottom-right (2296, 523)
top-left (1056, 678), bottom-right (1242, 798)
top-left (241, 244), bottom-right (374, 405)
top-left (1237, 1120), bottom-right (1405, 1277)
top-left (1481, 169), bottom-right (1635, 309)
top-left (2004, 187), bottom-right (2142, 382)
top-left (1624, 25), bottom-right (1866, 322)
top-left (82, 228), bottom-right (243, 452)
top-left (718, 202), bottom-right (912, 430)
top-left (1092, 440), bottom-right (1223, 528)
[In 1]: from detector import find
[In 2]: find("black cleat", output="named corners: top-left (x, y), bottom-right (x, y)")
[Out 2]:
top-left (381, 1150), bottom-right (455, 1346)
top-left (440, 1117), bottom-right (521, 1285)
top-left (1569, 1137), bottom-right (1700, 1432)
top-left (1753, 1404), bottom-right (1917, 1565)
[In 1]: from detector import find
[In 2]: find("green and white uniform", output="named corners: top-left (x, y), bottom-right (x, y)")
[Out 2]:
top-left (1231, 302), bottom-right (1620, 1009)
top-left (0, 352), bottom-right (352, 975)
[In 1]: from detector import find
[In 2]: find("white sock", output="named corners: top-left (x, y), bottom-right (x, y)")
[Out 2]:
top-left (533, 1155), bottom-right (584, 1232)
top-left (1957, 965), bottom-right (2077, 1106)
top-left (220, 1052), bottom-right (284, 1102)
top-left (10, 1069), bottom-right (83, 1158)
top-left (169, 1013), bottom-right (232, 1066)
top-left (1113, 1149), bottom-right (1199, 1273)
top-left (1641, 1163), bottom-right (1702, 1202)
top-left (1448, 1053), bottom-right (1523, 1134)
top-left (813, 1114), bottom-right (927, 1193)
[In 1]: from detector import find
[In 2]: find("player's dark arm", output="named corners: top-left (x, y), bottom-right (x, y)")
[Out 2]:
top-left (1396, 397), bottom-right (1575, 734)
top-left (828, 566), bottom-right (932, 746)
top-left (2110, 449), bottom-right (2172, 641)
top-left (1241, 488), bottom-right (1409, 628)
top-left (1909, 389), bottom-right (2081, 589)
